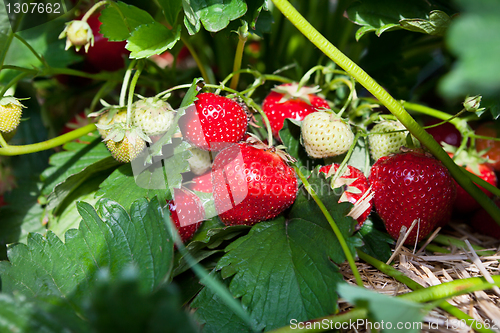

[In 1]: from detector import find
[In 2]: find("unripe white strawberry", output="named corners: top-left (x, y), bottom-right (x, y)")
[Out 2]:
top-left (105, 131), bottom-right (147, 163)
top-left (132, 97), bottom-right (175, 136)
top-left (59, 20), bottom-right (94, 52)
top-left (96, 108), bottom-right (127, 138)
top-left (0, 97), bottom-right (25, 133)
top-left (368, 120), bottom-right (420, 161)
top-left (187, 147), bottom-right (212, 175)
top-left (301, 111), bottom-right (354, 158)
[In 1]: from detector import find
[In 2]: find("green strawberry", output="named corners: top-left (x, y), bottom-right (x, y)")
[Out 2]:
top-left (132, 97), bottom-right (175, 136)
top-left (187, 147), bottom-right (212, 175)
top-left (301, 111), bottom-right (354, 158)
top-left (0, 97), bottom-right (25, 133)
top-left (368, 120), bottom-right (420, 161)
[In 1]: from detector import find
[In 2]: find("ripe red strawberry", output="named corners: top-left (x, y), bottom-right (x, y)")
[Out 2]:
top-left (424, 119), bottom-right (462, 147)
top-left (186, 172), bottom-right (213, 193)
top-left (448, 151), bottom-right (497, 214)
top-left (369, 151), bottom-right (456, 244)
top-left (471, 199), bottom-right (500, 239)
top-left (319, 164), bottom-right (373, 226)
top-left (179, 93), bottom-right (248, 151)
top-left (212, 142), bottom-right (298, 226)
top-left (262, 83), bottom-right (329, 139)
top-left (167, 187), bottom-right (205, 242)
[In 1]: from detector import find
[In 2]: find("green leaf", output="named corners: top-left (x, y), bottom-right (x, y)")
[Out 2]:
top-left (40, 134), bottom-right (112, 196)
top-left (96, 164), bottom-right (170, 211)
top-left (126, 23), bottom-right (181, 59)
top-left (0, 198), bottom-right (173, 301)
top-left (399, 10), bottom-right (451, 36)
top-left (279, 118), bottom-right (321, 177)
top-left (173, 218), bottom-right (249, 276)
top-left (439, 0), bottom-right (500, 99)
top-left (193, 217), bottom-right (344, 331)
top-left (338, 283), bottom-right (428, 333)
top-left (0, 293), bottom-right (90, 333)
top-left (346, 0), bottom-right (451, 40)
top-left (99, 1), bottom-right (156, 41)
top-left (182, 0), bottom-right (247, 34)
top-left (157, 0), bottom-right (183, 28)
top-left (191, 270), bottom-right (254, 333)
top-left (288, 171), bottom-right (361, 264)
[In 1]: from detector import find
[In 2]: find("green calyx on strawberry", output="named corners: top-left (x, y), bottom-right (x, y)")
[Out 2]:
top-left (301, 110), bottom-right (354, 158)
top-left (167, 187), bottom-right (205, 243)
top-left (0, 96), bottom-right (26, 133)
top-left (179, 92), bottom-right (248, 151)
top-left (262, 83), bottom-right (329, 139)
top-left (368, 120), bottom-right (420, 161)
top-left (369, 150), bottom-right (456, 244)
top-left (444, 144), bottom-right (498, 214)
top-left (131, 96), bottom-right (176, 136)
top-left (212, 139), bottom-right (298, 226)
top-left (59, 20), bottom-right (94, 52)
top-left (96, 107), bottom-right (151, 163)
top-left (319, 164), bottom-right (373, 226)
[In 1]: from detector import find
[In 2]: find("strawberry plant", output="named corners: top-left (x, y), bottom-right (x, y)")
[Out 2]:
top-left (1, 0), bottom-right (500, 332)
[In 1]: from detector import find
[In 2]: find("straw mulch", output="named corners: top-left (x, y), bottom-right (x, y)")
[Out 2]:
top-left (339, 222), bottom-right (500, 332)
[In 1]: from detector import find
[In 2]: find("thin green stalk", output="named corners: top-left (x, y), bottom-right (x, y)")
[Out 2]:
top-left (180, 34), bottom-right (211, 84)
top-left (294, 166), bottom-right (363, 287)
top-left (0, 133), bottom-right (8, 148)
top-left (126, 62), bottom-right (143, 127)
top-left (229, 22), bottom-right (248, 90)
top-left (269, 263), bottom-right (499, 333)
top-left (0, 124), bottom-right (97, 156)
top-left (465, 167), bottom-right (500, 198)
top-left (119, 59), bottom-right (137, 107)
top-left (164, 213), bottom-right (257, 331)
top-left (358, 250), bottom-right (495, 333)
top-left (271, 0), bottom-right (500, 228)
top-left (0, 30), bottom-right (15, 70)
top-left (0, 72), bottom-right (29, 99)
top-left (13, 33), bottom-right (45, 65)
top-left (81, 0), bottom-right (110, 22)
top-left (432, 235), bottom-right (496, 256)
top-left (329, 131), bottom-right (360, 187)
top-left (399, 276), bottom-right (500, 303)
top-left (268, 308), bottom-right (368, 333)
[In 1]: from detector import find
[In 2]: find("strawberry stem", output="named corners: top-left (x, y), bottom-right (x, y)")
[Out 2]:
top-left (119, 59), bottom-right (137, 107)
top-left (0, 124), bottom-right (97, 156)
top-left (81, 0), bottom-right (111, 22)
top-left (294, 166), bottom-right (364, 287)
top-left (271, 0), bottom-right (500, 228)
top-left (126, 61), bottom-right (144, 127)
top-left (229, 21), bottom-right (248, 90)
top-left (180, 34), bottom-right (212, 85)
top-left (329, 131), bottom-right (361, 188)
top-left (0, 133), bottom-right (8, 148)
top-left (268, 273), bottom-right (500, 333)
top-left (163, 210), bottom-right (257, 331)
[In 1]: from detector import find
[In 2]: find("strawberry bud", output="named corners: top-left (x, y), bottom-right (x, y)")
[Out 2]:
top-left (463, 95), bottom-right (485, 113)
top-left (59, 20), bottom-right (94, 52)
